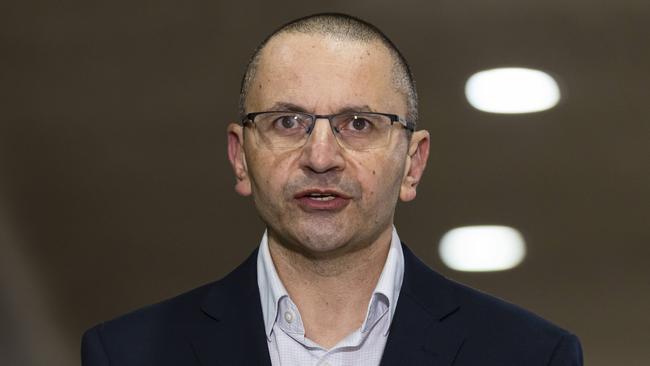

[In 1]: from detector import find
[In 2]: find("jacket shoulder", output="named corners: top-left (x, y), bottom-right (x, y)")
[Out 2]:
top-left (94, 280), bottom-right (213, 334)
top-left (82, 281), bottom-right (213, 365)
top-left (450, 277), bottom-right (572, 338)
top-left (403, 243), bottom-right (572, 337)
top-left (82, 249), bottom-right (259, 365)
top-left (447, 281), bottom-right (583, 365)
top-left (400, 244), bottom-right (582, 365)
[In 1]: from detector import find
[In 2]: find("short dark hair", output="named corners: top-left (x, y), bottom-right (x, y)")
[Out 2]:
top-left (239, 13), bottom-right (419, 125)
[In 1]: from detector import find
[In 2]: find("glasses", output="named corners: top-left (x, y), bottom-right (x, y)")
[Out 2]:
top-left (241, 111), bottom-right (415, 150)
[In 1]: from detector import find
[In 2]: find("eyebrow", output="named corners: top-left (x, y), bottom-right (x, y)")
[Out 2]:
top-left (268, 101), bottom-right (375, 114)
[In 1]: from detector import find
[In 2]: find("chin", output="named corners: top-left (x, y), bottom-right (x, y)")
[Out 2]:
top-left (268, 213), bottom-right (375, 256)
top-left (298, 228), bottom-right (384, 259)
top-left (300, 232), bottom-right (346, 251)
top-left (290, 226), bottom-right (352, 255)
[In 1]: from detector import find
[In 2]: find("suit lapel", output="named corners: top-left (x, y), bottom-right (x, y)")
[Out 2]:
top-left (191, 249), bottom-right (272, 366)
top-left (380, 244), bottom-right (466, 366)
top-left (189, 243), bottom-right (464, 366)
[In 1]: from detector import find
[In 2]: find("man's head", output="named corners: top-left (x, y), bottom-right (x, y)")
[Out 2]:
top-left (239, 13), bottom-right (419, 126)
top-left (227, 13), bottom-right (429, 258)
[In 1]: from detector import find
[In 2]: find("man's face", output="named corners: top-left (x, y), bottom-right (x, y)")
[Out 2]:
top-left (228, 33), bottom-right (429, 256)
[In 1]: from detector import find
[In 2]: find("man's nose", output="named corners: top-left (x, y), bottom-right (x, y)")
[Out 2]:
top-left (299, 118), bottom-right (346, 173)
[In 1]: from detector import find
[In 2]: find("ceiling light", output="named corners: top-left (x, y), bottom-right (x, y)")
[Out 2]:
top-left (439, 225), bottom-right (526, 272)
top-left (465, 67), bottom-right (561, 114)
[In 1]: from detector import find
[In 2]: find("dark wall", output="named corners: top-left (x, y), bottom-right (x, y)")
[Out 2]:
top-left (1, 1), bottom-right (648, 365)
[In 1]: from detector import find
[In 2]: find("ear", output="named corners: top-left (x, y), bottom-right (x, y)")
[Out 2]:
top-left (227, 123), bottom-right (252, 196)
top-left (400, 130), bottom-right (430, 202)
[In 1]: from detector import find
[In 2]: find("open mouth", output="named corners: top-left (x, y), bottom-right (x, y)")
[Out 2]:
top-left (306, 193), bottom-right (337, 201)
top-left (294, 189), bottom-right (351, 211)
top-left (295, 189), bottom-right (350, 200)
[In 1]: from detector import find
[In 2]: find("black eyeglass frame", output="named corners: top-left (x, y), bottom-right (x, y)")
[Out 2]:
top-left (241, 111), bottom-right (416, 133)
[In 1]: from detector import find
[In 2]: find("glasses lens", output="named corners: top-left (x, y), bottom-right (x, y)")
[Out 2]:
top-left (254, 112), bottom-right (312, 148)
top-left (331, 113), bottom-right (392, 150)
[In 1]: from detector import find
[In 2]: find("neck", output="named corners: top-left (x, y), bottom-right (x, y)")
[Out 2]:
top-left (267, 226), bottom-right (393, 348)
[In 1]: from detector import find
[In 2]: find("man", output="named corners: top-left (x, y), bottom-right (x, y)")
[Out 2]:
top-left (82, 13), bottom-right (583, 365)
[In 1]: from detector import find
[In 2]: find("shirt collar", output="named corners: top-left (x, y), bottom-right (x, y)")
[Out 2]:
top-left (256, 231), bottom-right (290, 339)
top-left (365, 227), bottom-right (404, 335)
top-left (256, 227), bottom-right (405, 339)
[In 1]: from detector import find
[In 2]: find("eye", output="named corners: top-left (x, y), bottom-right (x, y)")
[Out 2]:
top-left (352, 117), bottom-right (369, 131)
top-left (274, 115), bottom-right (300, 129)
top-left (340, 115), bottom-right (376, 133)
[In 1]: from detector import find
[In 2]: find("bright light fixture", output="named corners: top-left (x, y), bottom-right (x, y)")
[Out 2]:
top-left (439, 225), bottom-right (526, 272)
top-left (465, 67), bottom-right (561, 114)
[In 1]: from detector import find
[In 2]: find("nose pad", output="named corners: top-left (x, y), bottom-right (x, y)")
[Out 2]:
top-left (306, 120), bottom-right (338, 135)
top-left (305, 118), bottom-right (340, 146)
top-left (300, 118), bottom-right (346, 172)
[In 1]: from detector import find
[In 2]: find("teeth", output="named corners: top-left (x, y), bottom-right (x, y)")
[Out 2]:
top-left (311, 196), bottom-right (335, 201)
top-left (308, 194), bottom-right (335, 201)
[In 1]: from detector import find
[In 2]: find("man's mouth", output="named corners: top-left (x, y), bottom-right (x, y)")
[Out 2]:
top-left (295, 189), bottom-right (351, 199)
top-left (305, 193), bottom-right (336, 201)
top-left (294, 190), bottom-right (351, 211)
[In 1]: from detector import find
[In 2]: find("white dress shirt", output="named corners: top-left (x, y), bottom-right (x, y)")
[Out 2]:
top-left (256, 227), bottom-right (405, 366)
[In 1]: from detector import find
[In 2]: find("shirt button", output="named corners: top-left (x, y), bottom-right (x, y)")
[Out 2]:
top-left (284, 311), bottom-right (294, 323)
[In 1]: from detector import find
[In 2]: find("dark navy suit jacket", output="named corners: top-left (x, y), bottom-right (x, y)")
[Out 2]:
top-left (82, 244), bottom-right (583, 365)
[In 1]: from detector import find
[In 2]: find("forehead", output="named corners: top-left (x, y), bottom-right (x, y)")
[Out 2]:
top-left (247, 32), bottom-right (405, 114)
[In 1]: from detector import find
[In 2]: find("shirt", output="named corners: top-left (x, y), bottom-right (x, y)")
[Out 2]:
top-left (256, 227), bottom-right (405, 366)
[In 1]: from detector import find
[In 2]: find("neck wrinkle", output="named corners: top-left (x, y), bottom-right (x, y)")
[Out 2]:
top-left (267, 225), bottom-right (393, 289)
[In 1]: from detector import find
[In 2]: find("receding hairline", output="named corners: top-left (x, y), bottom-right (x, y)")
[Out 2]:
top-left (239, 13), bottom-right (419, 125)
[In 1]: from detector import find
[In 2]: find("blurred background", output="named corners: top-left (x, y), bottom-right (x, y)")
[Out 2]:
top-left (1, 1), bottom-right (648, 365)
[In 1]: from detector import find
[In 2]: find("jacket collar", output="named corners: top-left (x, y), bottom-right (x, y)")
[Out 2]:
top-left (191, 242), bottom-right (464, 366)
top-left (379, 244), bottom-right (465, 365)
top-left (191, 248), bottom-right (272, 366)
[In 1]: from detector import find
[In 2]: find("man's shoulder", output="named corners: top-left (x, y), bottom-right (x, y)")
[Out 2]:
top-left (89, 280), bottom-right (213, 334)
top-left (399, 244), bottom-right (582, 364)
top-left (403, 243), bottom-right (571, 335)
top-left (81, 281), bottom-right (215, 365)
top-left (82, 249), bottom-right (260, 365)
top-left (448, 275), bottom-right (571, 336)
top-left (444, 279), bottom-right (582, 363)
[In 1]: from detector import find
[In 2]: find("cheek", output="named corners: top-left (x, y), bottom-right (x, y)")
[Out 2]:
top-left (357, 154), bottom-right (404, 202)
top-left (248, 149), bottom-right (295, 197)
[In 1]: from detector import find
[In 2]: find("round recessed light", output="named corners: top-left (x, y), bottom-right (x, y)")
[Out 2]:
top-left (465, 67), bottom-right (561, 114)
top-left (439, 225), bottom-right (526, 272)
